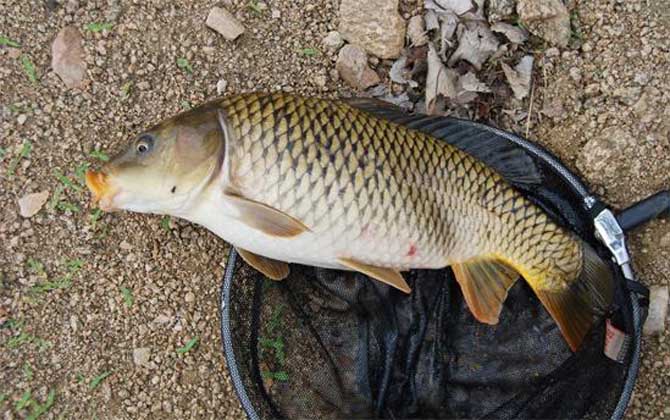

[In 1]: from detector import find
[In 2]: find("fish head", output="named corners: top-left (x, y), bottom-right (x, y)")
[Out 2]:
top-left (86, 105), bottom-right (224, 215)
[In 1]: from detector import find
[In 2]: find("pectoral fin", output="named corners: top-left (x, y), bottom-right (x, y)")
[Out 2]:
top-left (337, 257), bottom-right (411, 293)
top-left (452, 258), bottom-right (520, 324)
top-left (237, 248), bottom-right (290, 281)
top-left (224, 191), bottom-right (310, 238)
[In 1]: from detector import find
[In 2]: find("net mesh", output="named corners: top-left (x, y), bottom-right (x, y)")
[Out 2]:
top-left (220, 121), bottom-right (639, 420)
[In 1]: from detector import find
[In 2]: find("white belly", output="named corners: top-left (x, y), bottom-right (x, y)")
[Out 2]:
top-left (184, 188), bottom-right (345, 269)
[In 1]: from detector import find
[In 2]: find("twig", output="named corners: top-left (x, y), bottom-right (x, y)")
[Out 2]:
top-left (526, 81), bottom-right (535, 138)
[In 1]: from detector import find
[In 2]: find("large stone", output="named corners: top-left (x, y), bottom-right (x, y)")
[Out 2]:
top-left (51, 26), bottom-right (86, 88)
top-left (206, 7), bottom-right (245, 41)
top-left (517, 0), bottom-right (571, 48)
top-left (338, 0), bottom-right (406, 59)
top-left (643, 286), bottom-right (668, 336)
top-left (336, 44), bottom-right (380, 90)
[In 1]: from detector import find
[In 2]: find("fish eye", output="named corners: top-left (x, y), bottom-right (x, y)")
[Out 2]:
top-left (136, 134), bottom-right (154, 155)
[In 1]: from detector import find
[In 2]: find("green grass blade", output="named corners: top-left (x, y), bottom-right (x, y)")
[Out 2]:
top-left (176, 337), bottom-right (198, 354)
top-left (20, 55), bottom-right (37, 84)
top-left (89, 371), bottom-right (112, 389)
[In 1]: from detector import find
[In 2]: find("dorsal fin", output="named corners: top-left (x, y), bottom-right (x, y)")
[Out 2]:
top-left (346, 98), bottom-right (542, 188)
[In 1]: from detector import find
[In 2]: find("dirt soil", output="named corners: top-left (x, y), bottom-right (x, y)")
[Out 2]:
top-left (0, 0), bottom-right (668, 419)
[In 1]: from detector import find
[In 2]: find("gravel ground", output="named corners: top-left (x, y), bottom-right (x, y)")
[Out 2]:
top-left (0, 0), bottom-right (668, 419)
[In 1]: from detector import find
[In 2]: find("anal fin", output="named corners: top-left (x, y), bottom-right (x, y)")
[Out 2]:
top-left (237, 248), bottom-right (290, 281)
top-left (452, 257), bottom-right (520, 324)
top-left (337, 257), bottom-right (411, 294)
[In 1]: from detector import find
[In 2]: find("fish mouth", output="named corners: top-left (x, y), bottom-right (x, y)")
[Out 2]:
top-left (85, 169), bottom-right (118, 211)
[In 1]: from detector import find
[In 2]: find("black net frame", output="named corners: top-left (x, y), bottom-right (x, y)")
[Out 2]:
top-left (218, 120), bottom-right (649, 420)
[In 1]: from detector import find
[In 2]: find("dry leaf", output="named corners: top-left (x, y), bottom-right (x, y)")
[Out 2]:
top-left (426, 44), bottom-right (457, 114)
top-left (439, 12), bottom-right (460, 56)
top-left (502, 55), bottom-right (534, 99)
top-left (491, 22), bottom-right (529, 44)
top-left (425, 0), bottom-right (474, 16)
top-left (453, 71), bottom-right (490, 105)
top-left (448, 22), bottom-right (499, 70)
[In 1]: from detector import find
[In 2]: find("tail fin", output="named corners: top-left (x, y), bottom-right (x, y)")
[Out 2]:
top-left (533, 243), bottom-right (614, 351)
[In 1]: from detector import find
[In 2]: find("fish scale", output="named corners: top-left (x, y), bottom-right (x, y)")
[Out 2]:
top-left (218, 92), bottom-right (577, 276)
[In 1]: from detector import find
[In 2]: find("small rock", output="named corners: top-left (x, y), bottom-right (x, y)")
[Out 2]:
top-left (612, 86), bottom-right (642, 106)
top-left (271, 9), bottom-right (281, 19)
top-left (322, 31), bottom-right (344, 52)
top-left (65, 0), bottom-right (79, 13)
top-left (488, 0), bottom-right (517, 22)
top-left (216, 79), bottom-right (228, 95)
top-left (407, 15), bottom-right (428, 47)
top-left (338, 0), bottom-right (406, 59)
top-left (491, 22), bottom-right (528, 44)
top-left (133, 347), bottom-right (152, 367)
top-left (205, 7), bottom-right (245, 41)
top-left (541, 97), bottom-right (565, 119)
top-left (18, 191), bottom-right (49, 218)
top-left (634, 72), bottom-right (650, 86)
top-left (545, 47), bottom-right (560, 58)
top-left (633, 90), bottom-right (658, 124)
top-left (448, 21), bottom-right (499, 70)
top-left (577, 127), bottom-right (633, 184)
top-left (185, 292), bottom-right (195, 303)
top-left (51, 26), bottom-right (87, 88)
top-left (119, 240), bottom-right (132, 250)
top-left (643, 286), bottom-right (668, 336)
top-left (335, 44), bottom-right (380, 90)
top-left (517, 0), bottom-right (571, 47)
top-left (17, 114), bottom-right (27, 125)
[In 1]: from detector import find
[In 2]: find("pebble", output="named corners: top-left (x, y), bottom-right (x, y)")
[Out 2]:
top-left (18, 191), bottom-right (50, 218)
top-left (335, 44), bottom-right (380, 90)
top-left (51, 26), bottom-right (87, 88)
top-left (612, 86), bottom-right (642, 106)
top-left (338, 0), bottom-right (406, 59)
top-left (17, 114), bottom-right (27, 125)
top-left (322, 31), bottom-right (344, 52)
top-left (644, 286), bottom-right (669, 336)
top-left (185, 292), bottom-right (195, 303)
top-left (205, 7), bottom-right (245, 41)
top-left (216, 79), bottom-right (228, 95)
top-left (133, 347), bottom-right (152, 367)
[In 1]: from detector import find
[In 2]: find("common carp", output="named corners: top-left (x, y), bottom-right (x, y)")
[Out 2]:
top-left (86, 92), bottom-right (613, 351)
